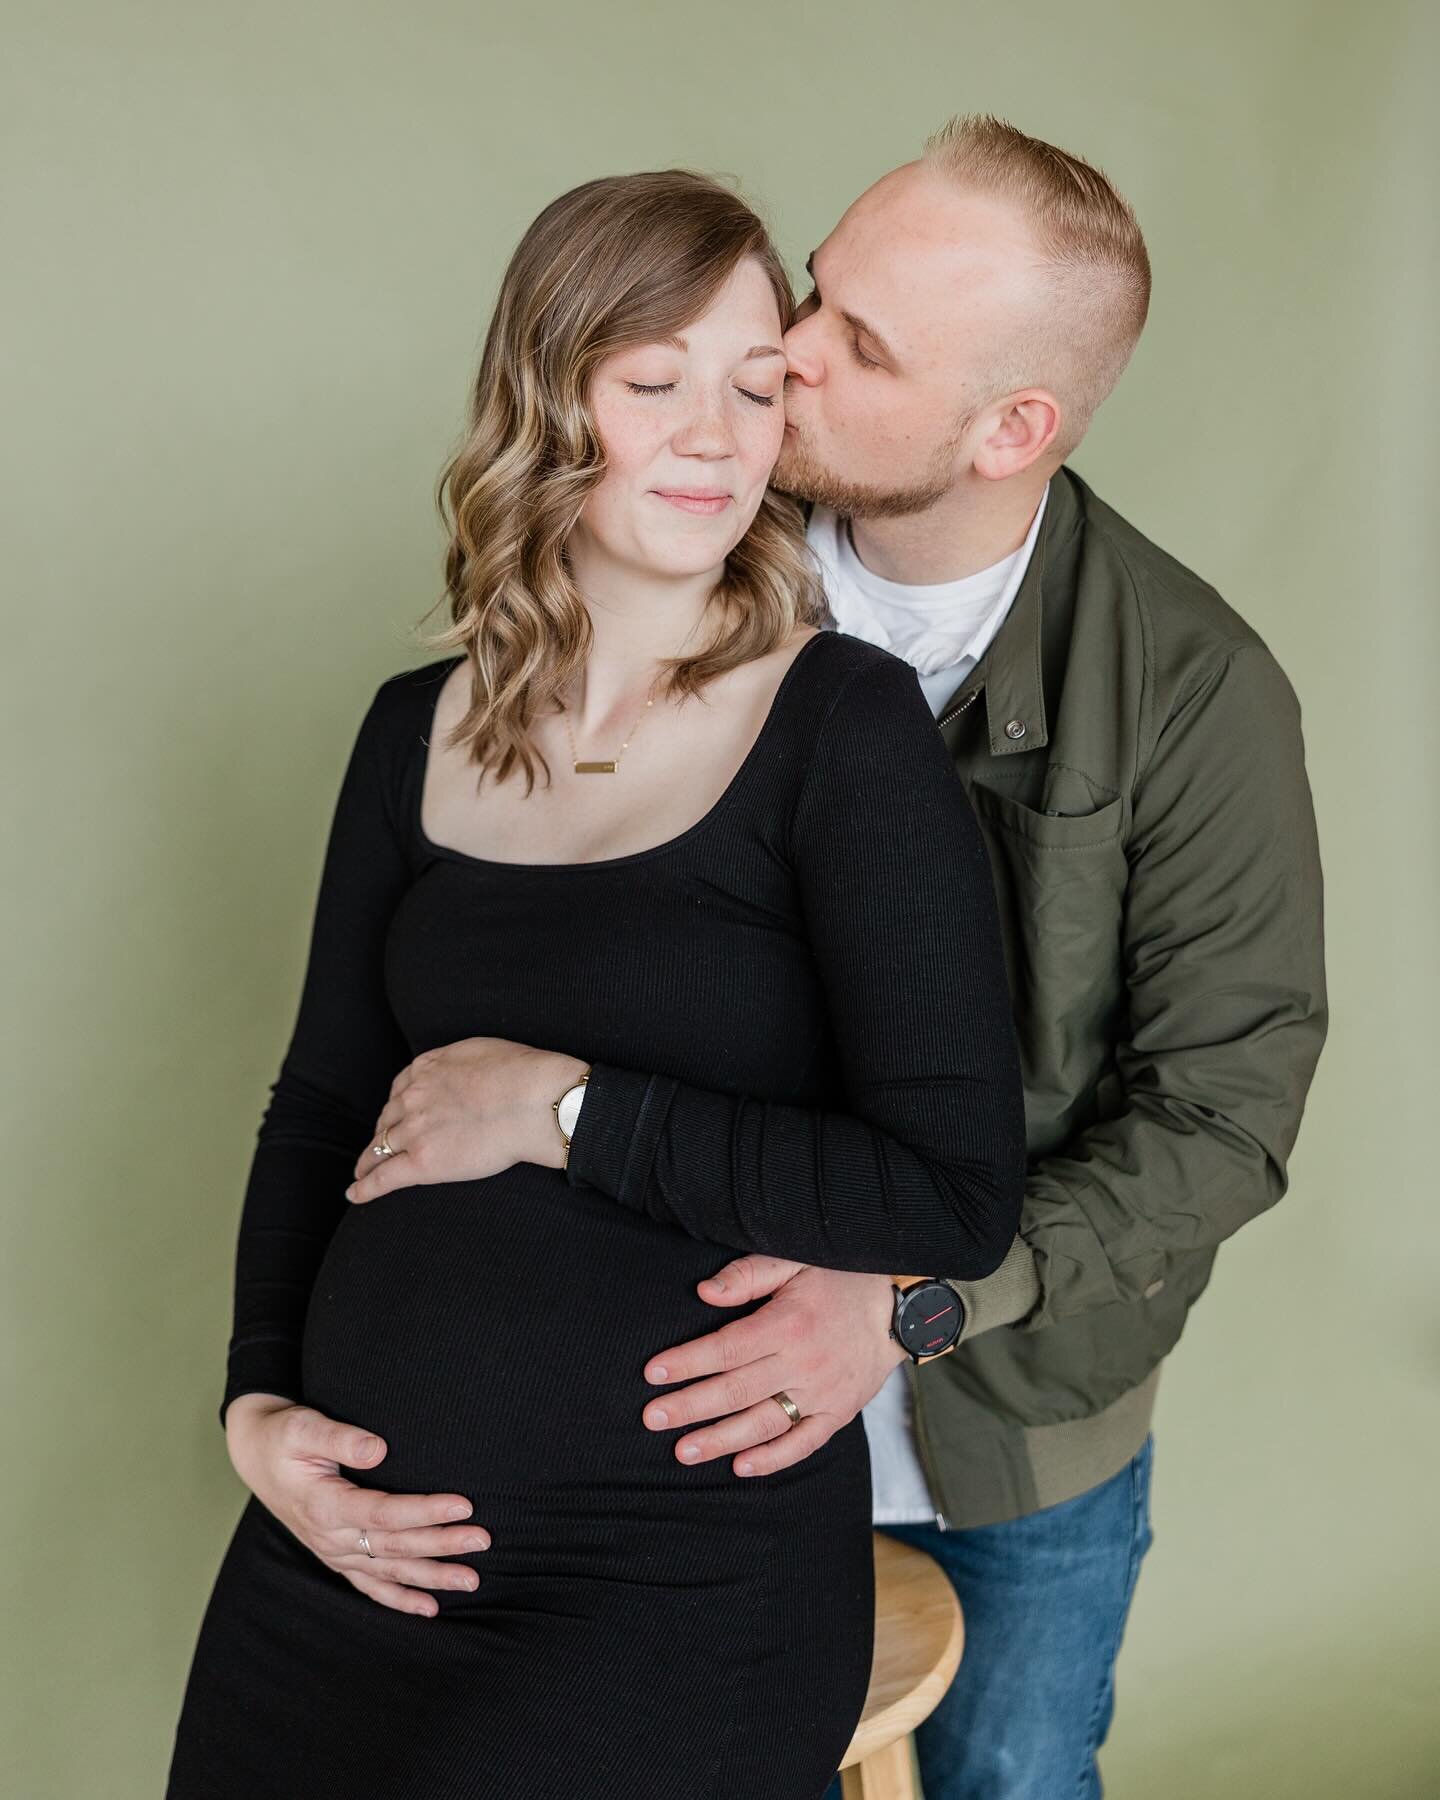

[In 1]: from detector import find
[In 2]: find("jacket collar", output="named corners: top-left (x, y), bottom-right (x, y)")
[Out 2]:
top-left (932, 464), bottom-right (1082, 756)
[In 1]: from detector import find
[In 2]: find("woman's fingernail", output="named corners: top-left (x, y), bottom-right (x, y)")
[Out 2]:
top-left (345, 1185), bottom-right (356, 1201)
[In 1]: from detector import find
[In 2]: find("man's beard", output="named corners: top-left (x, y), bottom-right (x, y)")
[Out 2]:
top-left (771, 420), bottom-right (967, 520)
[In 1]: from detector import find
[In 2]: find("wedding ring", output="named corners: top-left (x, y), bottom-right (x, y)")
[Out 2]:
top-left (374, 1125), bottom-right (397, 1158)
top-left (358, 1528), bottom-right (376, 1558)
top-left (772, 1390), bottom-right (802, 1427)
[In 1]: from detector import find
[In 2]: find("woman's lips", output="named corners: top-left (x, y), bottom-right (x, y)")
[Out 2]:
top-left (651, 490), bottom-right (732, 516)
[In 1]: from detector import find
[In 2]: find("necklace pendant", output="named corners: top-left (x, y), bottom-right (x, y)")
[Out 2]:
top-left (573, 759), bottom-right (618, 774)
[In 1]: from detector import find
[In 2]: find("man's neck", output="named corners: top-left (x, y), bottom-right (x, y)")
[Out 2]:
top-left (845, 469), bottom-right (1051, 586)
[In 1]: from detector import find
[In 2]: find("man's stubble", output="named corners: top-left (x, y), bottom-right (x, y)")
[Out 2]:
top-left (770, 412), bottom-right (970, 521)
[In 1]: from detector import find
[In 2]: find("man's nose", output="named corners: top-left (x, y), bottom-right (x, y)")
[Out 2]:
top-left (781, 318), bottom-right (821, 386)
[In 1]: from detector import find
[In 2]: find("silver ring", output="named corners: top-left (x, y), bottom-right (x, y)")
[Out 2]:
top-left (358, 1528), bottom-right (376, 1558)
top-left (772, 1390), bottom-right (802, 1427)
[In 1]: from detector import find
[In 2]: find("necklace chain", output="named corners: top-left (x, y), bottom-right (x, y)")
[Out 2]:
top-left (562, 615), bottom-right (708, 774)
top-left (561, 681), bottom-right (656, 775)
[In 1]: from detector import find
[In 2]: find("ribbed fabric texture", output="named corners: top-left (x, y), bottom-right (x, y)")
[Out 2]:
top-left (562, 639), bottom-right (1030, 1267)
top-left (174, 629), bottom-right (1027, 1799)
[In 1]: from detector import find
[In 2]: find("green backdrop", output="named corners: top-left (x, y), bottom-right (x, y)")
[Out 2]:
top-left (4, 2), bottom-right (1435, 1794)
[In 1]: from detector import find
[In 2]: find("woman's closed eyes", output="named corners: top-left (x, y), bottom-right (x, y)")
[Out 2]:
top-left (623, 380), bottom-right (778, 407)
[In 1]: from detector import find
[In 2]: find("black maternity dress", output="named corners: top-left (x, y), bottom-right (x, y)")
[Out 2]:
top-left (165, 628), bottom-right (1026, 1799)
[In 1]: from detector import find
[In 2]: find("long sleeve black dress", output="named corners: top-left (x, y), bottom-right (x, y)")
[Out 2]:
top-left (165, 628), bottom-right (1027, 1800)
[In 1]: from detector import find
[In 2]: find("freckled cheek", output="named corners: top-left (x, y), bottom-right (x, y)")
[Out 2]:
top-left (585, 417), bottom-right (674, 527)
top-left (738, 410), bottom-right (786, 492)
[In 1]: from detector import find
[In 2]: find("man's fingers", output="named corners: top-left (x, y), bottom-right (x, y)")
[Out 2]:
top-left (664, 1393), bottom-right (802, 1467)
top-left (733, 1412), bottom-right (838, 1477)
top-left (665, 1399), bottom-right (839, 1474)
top-left (643, 1355), bottom-right (788, 1430)
top-left (696, 1253), bottom-right (808, 1305)
top-left (644, 1285), bottom-right (821, 1386)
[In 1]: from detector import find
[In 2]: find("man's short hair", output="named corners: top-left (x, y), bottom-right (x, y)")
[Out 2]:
top-left (921, 113), bottom-right (1151, 456)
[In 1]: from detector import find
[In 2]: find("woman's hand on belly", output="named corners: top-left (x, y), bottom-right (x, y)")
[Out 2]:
top-left (346, 1039), bottom-right (588, 1203)
top-left (224, 1393), bottom-right (493, 1618)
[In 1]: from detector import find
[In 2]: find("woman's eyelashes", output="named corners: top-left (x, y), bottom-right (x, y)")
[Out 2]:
top-left (624, 380), bottom-right (777, 408)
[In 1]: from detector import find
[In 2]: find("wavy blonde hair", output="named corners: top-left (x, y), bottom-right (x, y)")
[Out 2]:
top-left (412, 169), bottom-right (826, 794)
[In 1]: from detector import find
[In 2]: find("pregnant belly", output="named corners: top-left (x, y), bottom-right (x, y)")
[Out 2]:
top-left (300, 1167), bottom-right (763, 1502)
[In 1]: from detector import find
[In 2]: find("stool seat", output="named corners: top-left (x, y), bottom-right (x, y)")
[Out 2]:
top-left (835, 1531), bottom-right (964, 1798)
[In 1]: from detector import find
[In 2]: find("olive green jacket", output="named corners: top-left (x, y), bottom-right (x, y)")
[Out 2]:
top-left (888, 466), bottom-right (1328, 1528)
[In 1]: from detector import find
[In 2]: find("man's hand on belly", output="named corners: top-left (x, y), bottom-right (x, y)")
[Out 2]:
top-left (639, 1260), bottom-right (905, 1476)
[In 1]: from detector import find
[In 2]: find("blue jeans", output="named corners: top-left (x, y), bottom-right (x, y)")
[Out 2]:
top-left (823, 1432), bottom-right (1156, 1800)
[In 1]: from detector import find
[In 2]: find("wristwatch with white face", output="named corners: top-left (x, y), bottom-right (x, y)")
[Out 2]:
top-left (552, 1069), bottom-right (590, 1167)
top-left (888, 1275), bottom-right (966, 1363)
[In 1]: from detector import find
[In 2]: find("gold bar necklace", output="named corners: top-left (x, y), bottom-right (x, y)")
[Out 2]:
top-left (562, 683), bottom-right (656, 774)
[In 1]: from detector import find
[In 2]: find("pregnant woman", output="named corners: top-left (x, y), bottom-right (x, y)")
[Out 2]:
top-left (165, 168), bottom-right (1027, 1799)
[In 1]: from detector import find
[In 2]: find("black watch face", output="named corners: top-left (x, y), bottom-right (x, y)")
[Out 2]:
top-left (895, 1280), bottom-right (963, 1357)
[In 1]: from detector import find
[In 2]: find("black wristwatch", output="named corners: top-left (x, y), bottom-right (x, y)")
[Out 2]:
top-left (888, 1275), bottom-right (967, 1364)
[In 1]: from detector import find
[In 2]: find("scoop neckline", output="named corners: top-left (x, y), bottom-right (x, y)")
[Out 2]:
top-left (411, 629), bottom-right (829, 874)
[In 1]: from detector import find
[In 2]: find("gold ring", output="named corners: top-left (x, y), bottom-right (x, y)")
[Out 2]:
top-left (374, 1125), bottom-right (396, 1158)
top-left (772, 1391), bottom-right (802, 1427)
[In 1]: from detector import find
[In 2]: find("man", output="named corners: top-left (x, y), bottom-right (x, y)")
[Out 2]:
top-left (636, 114), bottom-right (1327, 1797)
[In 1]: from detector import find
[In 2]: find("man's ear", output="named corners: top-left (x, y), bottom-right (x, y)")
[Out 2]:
top-left (972, 389), bottom-right (1061, 482)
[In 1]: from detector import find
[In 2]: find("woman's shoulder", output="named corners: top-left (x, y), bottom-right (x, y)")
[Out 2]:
top-left (362, 653), bottom-right (467, 734)
top-left (799, 629), bottom-right (934, 727)
top-left (374, 651), bottom-right (467, 705)
top-left (337, 655), bottom-right (468, 795)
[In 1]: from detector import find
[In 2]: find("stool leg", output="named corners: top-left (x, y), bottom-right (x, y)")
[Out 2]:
top-left (839, 1733), bottom-right (918, 1800)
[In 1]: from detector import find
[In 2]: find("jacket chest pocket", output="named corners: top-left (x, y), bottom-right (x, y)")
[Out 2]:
top-left (966, 782), bottom-right (1129, 1151)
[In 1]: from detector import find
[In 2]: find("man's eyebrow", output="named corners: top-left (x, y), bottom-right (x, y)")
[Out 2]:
top-left (803, 250), bottom-right (897, 361)
top-left (659, 334), bottom-right (785, 361)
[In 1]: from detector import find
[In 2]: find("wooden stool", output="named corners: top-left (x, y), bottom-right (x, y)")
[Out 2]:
top-left (834, 1531), bottom-right (964, 1799)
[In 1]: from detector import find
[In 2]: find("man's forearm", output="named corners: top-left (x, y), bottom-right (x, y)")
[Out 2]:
top-left (932, 1003), bottom-right (1325, 1346)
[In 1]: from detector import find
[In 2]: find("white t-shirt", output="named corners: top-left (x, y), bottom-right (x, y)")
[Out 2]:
top-left (805, 484), bottom-right (1047, 1523)
top-left (808, 483), bottom-right (1049, 714)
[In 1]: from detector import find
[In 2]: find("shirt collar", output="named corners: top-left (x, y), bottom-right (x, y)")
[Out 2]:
top-left (820, 488), bottom-right (1046, 675)
top-left (810, 486), bottom-right (1047, 676)
top-left (929, 466), bottom-right (1082, 757)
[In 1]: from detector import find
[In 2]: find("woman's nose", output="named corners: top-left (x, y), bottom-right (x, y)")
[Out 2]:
top-left (672, 398), bottom-right (736, 458)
